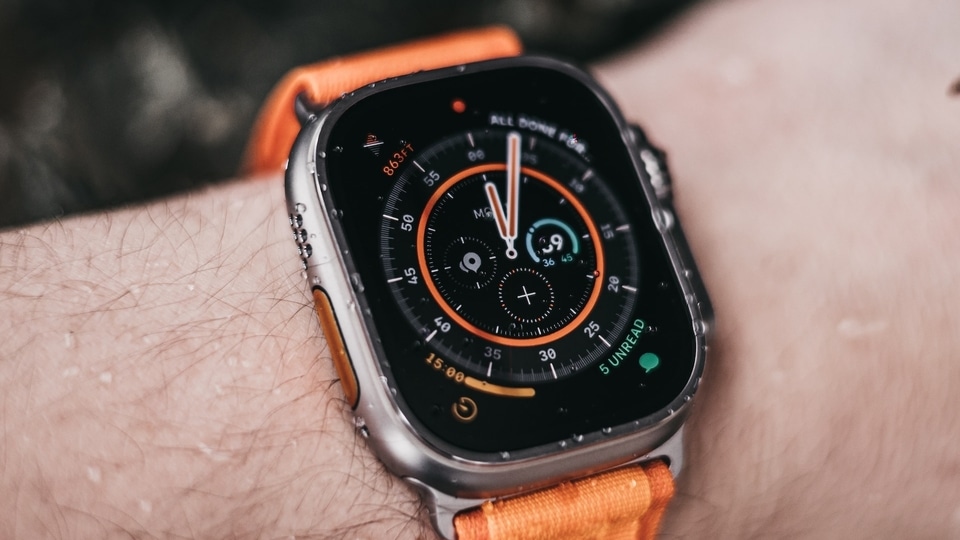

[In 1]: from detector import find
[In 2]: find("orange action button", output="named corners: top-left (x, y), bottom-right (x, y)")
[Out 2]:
top-left (312, 288), bottom-right (360, 407)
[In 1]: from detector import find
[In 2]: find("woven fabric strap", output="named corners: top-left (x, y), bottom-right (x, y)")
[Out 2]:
top-left (243, 26), bottom-right (522, 174)
top-left (454, 460), bottom-right (674, 540)
top-left (245, 26), bottom-right (675, 539)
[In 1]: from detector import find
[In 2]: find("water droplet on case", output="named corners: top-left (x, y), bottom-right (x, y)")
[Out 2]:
top-left (693, 320), bottom-right (708, 336)
top-left (350, 273), bottom-right (364, 293)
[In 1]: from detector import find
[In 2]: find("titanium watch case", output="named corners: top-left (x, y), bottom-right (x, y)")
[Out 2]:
top-left (283, 55), bottom-right (711, 538)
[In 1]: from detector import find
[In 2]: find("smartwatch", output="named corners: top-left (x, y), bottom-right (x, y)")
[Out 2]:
top-left (247, 27), bottom-right (711, 540)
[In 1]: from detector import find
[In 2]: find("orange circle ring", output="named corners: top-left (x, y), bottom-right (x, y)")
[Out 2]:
top-left (416, 164), bottom-right (605, 348)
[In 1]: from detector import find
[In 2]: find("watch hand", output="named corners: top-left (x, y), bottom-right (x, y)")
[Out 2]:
top-left (506, 131), bottom-right (521, 251)
top-left (483, 131), bottom-right (522, 259)
top-left (484, 182), bottom-right (510, 245)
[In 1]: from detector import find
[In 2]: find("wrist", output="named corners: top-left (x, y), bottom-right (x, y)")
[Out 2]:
top-left (0, 178), bottom-right (427, 538)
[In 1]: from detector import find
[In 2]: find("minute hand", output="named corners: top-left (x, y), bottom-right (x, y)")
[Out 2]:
top-left (484, 131), bottom-right (522, 259)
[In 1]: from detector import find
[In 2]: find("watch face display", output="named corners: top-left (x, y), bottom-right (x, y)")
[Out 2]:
top-left (384, 129), bottom-right (633, 384)
top-left (321, 61), bottom-right (697, 455)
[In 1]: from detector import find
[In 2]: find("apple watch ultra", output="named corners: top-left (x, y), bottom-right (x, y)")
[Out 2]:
top-left (246, 27), bottom-right (711, 540)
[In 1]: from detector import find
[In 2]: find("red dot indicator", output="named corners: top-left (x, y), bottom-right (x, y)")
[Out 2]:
top-left (451, 98), bottom-right (467, 114)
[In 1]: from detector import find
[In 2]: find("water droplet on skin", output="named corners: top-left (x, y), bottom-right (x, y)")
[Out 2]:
top-left (187, 283), bottom-right (195, 291)
top-left (63, 332), bottom-right (74, 349)
top-left (99, 372), bottom-right (112, 384)
top-left (86, 466), bottom-right (102, 483)
top-left (62, 366), bottom-right (80, 377)
top-left (139, 500), bottom-right (153, 514)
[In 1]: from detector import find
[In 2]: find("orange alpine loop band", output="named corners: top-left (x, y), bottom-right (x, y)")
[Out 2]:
top-left (454, 460), bottom-right (674, 540)
top-left (246, 26), bottom-right (675, 539)
top-left (243, 26), bottom-right (522, 175)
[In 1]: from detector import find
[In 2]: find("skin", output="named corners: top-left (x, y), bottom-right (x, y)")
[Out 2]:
top-left (2, 0), bottom-right (959, 538)
top-left (596, 1), bottom-right (960, 537)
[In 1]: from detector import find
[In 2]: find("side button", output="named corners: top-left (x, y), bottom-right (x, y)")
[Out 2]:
top-left (312, 288), bottom-right (360, 408)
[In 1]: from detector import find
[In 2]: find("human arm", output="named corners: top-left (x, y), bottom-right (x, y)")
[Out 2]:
top-left (0, 179), bottom-right (427, 538)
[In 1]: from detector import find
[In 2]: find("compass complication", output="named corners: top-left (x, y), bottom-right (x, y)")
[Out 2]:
top-left (380, 129), bottom-right (640, 384)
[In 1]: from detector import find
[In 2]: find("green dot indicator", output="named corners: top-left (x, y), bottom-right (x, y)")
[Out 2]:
top-left (639, 352), bottom-right (660, 373)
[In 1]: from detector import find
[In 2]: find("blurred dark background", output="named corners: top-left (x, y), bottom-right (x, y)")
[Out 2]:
top-left (0, 0), bottom-right (698, 229)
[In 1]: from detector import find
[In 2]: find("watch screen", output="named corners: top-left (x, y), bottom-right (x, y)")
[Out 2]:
top-left (322, 60), bottom-right (696, 456)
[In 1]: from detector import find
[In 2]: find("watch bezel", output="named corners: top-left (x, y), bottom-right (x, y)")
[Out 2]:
top-left (284, 55), bottom-right (711, 501)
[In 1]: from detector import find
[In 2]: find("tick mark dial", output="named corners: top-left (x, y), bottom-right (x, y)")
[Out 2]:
top-left (380, 129), bottom-right (640, 383)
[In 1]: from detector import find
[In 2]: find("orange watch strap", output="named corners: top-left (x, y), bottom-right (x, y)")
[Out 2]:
top-left (243, 26), bottom-right (523, 175)
top-left (453, 459), bottom-right (675, 540)
top-left (249, 26), bottom-right (677, 539)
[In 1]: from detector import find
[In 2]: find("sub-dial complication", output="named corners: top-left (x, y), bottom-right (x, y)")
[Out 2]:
top-left (498, 267), bottom-right (555, 326)
top-left (441, 236), bottom-right (498, 290)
